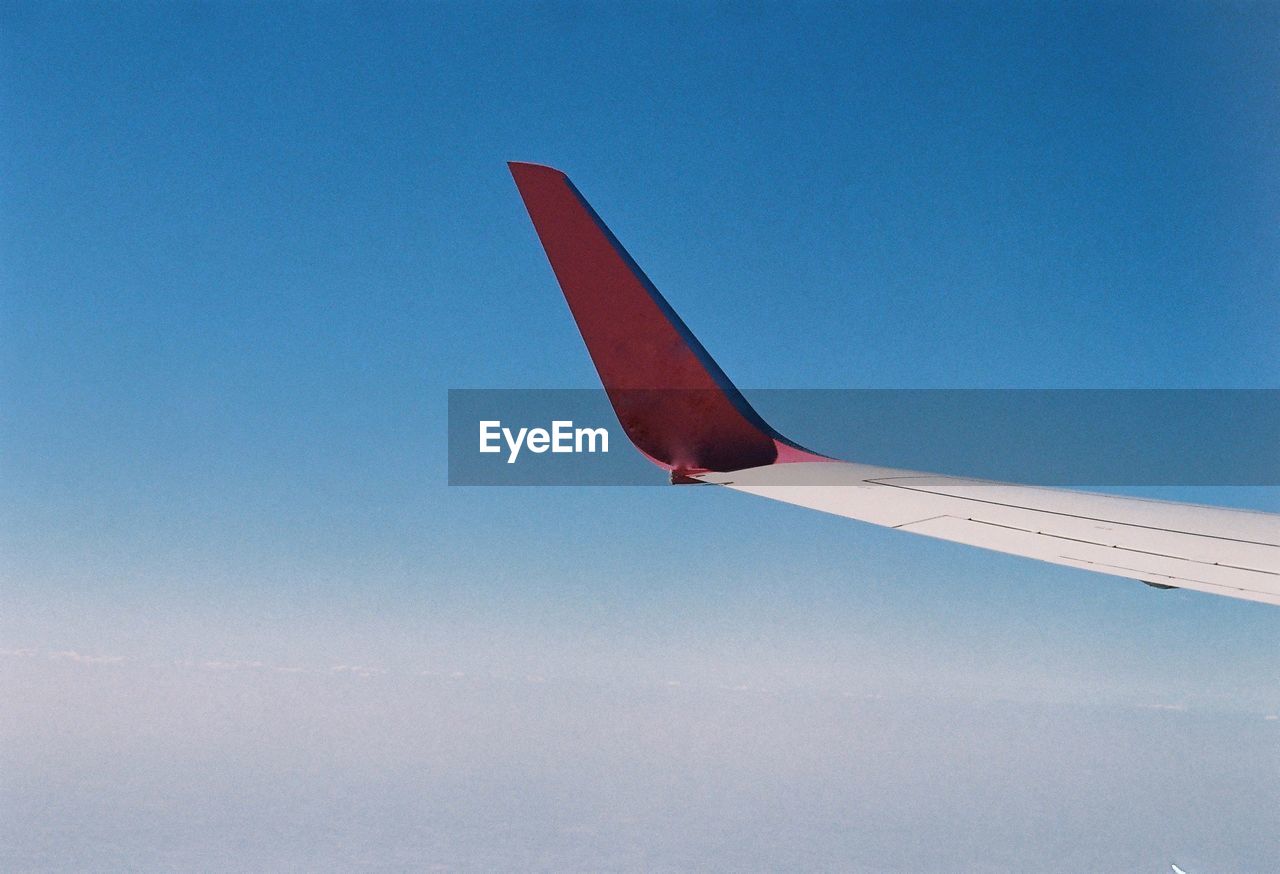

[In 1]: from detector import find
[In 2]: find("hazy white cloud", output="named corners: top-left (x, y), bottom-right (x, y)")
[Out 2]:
top-left (200, 660), bottom-right (265, 671)
top-left (330, 664), bottom-right (385, 677)
top-left (0, 647), bottom-right (38, 658)
top-left (48, 650), bottom-right (125, 665)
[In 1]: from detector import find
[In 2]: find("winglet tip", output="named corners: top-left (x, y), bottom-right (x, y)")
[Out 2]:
top-left (508, 161), bottom-right (567, 182)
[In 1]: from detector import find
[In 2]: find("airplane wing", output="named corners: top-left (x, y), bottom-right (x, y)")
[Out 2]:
top-left (508, 161), bottom-right (1280, 607)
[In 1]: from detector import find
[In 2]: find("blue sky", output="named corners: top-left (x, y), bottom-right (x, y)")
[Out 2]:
top-left (2, 2), bottom-right (1278, 870)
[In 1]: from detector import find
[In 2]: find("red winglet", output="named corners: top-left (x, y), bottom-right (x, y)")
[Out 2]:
top-left (509, 162), bottom-right (824, 475)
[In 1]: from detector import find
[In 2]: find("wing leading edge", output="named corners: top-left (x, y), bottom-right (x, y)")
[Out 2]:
top-left (509, 161), bottom-right (1280, 607)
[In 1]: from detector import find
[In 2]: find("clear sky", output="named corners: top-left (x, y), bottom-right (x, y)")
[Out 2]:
top-left (2, 2), bottom-right (1278, 871)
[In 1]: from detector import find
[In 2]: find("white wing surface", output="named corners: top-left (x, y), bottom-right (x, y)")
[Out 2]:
top-left (696, 462), bottom-right (1280, 606)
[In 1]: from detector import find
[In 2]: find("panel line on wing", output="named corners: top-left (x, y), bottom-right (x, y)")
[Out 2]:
top-left (964, 518), bottom-right (1280, 576)
top-left (865, 479), bottom-right (1280, 548)
top-left (889, 514), bottom-right (950, 530)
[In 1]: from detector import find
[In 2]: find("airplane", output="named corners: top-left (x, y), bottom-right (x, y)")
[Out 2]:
top-left (507, 162), bottom-right (1280, 607)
